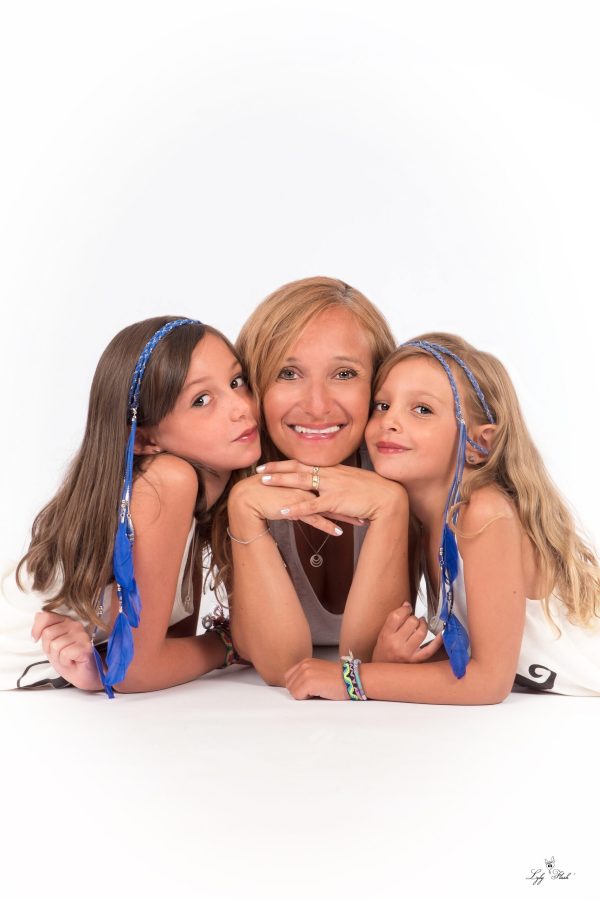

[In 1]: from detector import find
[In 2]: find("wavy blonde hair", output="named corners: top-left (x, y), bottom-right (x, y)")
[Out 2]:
top-left (375, 332), bottom-right (600, 627)
top-left (236, 276), bottom-right (396, 461)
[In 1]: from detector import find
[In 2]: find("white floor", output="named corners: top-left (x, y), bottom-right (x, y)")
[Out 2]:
top-left (1, 657), bottom-right (598, 899)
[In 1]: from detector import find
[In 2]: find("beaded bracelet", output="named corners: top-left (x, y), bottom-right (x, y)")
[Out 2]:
top-left (202, 612), bottom-right (242, 667)
top-left (340, 651), bottom-right (368, 701)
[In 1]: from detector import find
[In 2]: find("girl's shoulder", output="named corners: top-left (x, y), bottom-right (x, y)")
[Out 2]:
top-left (459, 485), bottom-right (518, 536)
top-left (134, 454), bottom-right (199, 515)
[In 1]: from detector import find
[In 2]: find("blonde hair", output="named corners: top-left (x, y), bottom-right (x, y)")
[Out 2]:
top-left (375, 332), bottom-right (600, 627)
top-left (236, 276), bottom-right (395, 460)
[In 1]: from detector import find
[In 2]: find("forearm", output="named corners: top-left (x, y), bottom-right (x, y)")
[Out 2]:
top-left (229, 504), bottom-right (312, 686)
top-left (115, 631), bottom-right (226, 693)
top-left (360, 657), bottom-right (513, 705)
top-left (339, 496), bottom-right (410, 659)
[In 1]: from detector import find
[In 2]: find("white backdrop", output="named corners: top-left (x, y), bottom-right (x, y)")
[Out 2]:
top-left (1, 3), bottom-right (599, 897)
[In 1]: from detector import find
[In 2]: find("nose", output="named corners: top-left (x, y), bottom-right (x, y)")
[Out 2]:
top-left (381, 405), bottom-right (403, 433)
top-left (229, 390), bottom-right (257, 422)
top-left (298, 379), bottom-right (333, 419)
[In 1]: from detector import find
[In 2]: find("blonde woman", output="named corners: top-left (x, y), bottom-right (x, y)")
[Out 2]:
top-left (282, 334), bottom-right (600, 702)
top-left (228, 277), bottom-right (412, 685)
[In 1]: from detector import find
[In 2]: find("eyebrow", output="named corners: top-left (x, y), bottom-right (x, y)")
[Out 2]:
top-left (284, 355), bottom-right (366, 365)
top-left (183, 359), bottom-right (240, 391)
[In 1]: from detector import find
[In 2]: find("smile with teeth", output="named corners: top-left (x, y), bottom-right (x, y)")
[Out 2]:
top-left (290, 424), bottom-right (344, 435)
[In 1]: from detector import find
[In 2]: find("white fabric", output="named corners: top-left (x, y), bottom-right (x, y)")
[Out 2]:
top-left (426, 553), bottom-right (600, 696)
top-left (0, 526), bottom-right (196, 690)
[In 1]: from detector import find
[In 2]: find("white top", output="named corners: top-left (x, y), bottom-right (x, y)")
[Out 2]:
top-left (268, 445), bottom-right (373, 646)
top-left (426, 553), bottom-right (600, 697)
top-left (0, 526), bottom-right (197, 690)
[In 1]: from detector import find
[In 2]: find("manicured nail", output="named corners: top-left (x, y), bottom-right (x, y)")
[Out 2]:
top-left (256, 464), bottom-right (265, 472)
top-left (261, 475), bottom-right (272, 482)
top-left (357, 518), bottom-right (366, 525)
top-left (280, 508), bottom-right (290, 515)
top-left (334, 526), bottom-right (343, 536)
top-left (402, 602), bottom-right (411, 608)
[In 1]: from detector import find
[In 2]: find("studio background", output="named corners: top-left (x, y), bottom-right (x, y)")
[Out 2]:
top-left (1, 3), bottom-right (598, 898)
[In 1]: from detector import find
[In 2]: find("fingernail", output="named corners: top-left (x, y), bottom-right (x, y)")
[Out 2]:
top-left (261, 475), bottom-right (272, 482)
top-left (280, 508), bottom-right (290, 515)
top-left (334, 527), bottom-right (343, 536)
top-left (402, 602), bottom-right (411, 608)
top-left (256, 464), bottom-right (265, 472)
top-left (357, 518), bottom-right (366, 525)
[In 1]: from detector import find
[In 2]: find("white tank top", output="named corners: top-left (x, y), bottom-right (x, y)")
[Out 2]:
top-left (0, 525), bottom-right (197, 690)
top-left (426, 553), bottom-right (600, 696)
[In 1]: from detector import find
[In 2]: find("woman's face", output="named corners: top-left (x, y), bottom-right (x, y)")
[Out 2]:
top-left (146, 333), bottom-right (261, 478)
top-left (262, 308), bottom-right (373, 466)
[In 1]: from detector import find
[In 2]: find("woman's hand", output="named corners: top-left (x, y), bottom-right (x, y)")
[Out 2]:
top-left (285, 658), bottom-right (349, 700)
top-left (256, 460), bottom-right (407, 524)
top-left (371, 604), bottom-right (444, 663)
top-left (31, 611), bottom-right (102, 691)
top-left (228, 473), bottom-right (356, 536)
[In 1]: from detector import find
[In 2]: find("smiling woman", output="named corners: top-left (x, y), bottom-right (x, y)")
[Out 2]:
top-left (228, 277), bottom-right (412, 685)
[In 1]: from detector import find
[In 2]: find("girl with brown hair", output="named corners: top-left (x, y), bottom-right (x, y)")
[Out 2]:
top-left (0, 316), bottom-right (266, 693)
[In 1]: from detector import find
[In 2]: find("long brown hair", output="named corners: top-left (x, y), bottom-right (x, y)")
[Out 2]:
top-left (375, 333), bottom-right (600, 626)
top-left (236, 276), bottom-right (396, 461)
top-left (17, 317), bottom-right (242, 626)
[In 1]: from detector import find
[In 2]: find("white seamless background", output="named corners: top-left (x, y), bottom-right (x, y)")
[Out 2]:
top-left (1, 4), bottom-right (599, 898)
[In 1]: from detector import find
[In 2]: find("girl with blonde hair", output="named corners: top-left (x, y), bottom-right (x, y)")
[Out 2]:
top-left (282, 333), bottom-right (600, 702)
top-left (228, 276), bottom-right (413, 685)
top-left (1, 316), bottom-right (265, 693)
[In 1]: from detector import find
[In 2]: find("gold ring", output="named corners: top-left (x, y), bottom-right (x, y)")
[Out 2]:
top-left (311, 466), bottom-right (320, 491)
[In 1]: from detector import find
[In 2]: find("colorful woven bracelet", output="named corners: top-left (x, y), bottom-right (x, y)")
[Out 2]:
top-left (201, 612), bottom-right (241, 667)
top-left (340, 651), bottom-right (368, 701)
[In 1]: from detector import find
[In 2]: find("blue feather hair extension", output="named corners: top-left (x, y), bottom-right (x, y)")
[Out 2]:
top-left (94, 318), bottom-right (200, 697)
top-left (403, 340), bottom-right (495, 680)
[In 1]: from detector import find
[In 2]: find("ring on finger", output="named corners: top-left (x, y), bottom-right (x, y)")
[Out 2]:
top-left (311, 466), bottom-right (320, 492)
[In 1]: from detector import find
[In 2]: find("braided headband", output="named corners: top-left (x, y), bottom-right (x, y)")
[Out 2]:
top-left (403, 340), bottom-right (494, 679)
top-left (93, 318), bottom-right (201, 697)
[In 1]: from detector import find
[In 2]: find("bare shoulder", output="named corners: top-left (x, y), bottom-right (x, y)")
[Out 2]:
top-left (133, 454), bottom-right (199, 518)
top-left (459, 485), bottom-right (518, 536)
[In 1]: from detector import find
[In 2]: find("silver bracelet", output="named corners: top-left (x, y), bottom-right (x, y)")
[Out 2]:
top-left (227, 525), bottom-right (271, 545)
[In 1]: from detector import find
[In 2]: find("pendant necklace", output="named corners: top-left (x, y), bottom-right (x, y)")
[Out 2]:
top-left (296, 523), bottom-right (331, 568)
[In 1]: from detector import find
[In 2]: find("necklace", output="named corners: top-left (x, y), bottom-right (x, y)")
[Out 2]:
top-left (296, 523), bottom-right (331, 568)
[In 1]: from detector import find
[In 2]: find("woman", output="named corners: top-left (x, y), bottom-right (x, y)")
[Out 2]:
top-left (228, 277), bottom-right (411, 685)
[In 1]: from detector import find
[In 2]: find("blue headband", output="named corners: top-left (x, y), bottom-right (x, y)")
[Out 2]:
top-left (93, 318), bottom-right (201, 697)
top-left (403, 340), bottom-right (495, 679)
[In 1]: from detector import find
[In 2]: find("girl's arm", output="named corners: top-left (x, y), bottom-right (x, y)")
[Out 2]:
top-left (286, 492), bottom-right (527, 705)
top-left (113, 455), bottom-right (227, 693)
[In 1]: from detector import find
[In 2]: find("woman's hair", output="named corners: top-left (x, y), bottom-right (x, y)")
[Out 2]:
top-left (17, 316), bottom-right (242, 626)
top-left (236, 276), bottom-right (396, 460)
top-left (375, 332), bottom-right (600, 627)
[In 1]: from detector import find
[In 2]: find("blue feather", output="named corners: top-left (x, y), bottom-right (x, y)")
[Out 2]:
top-left (442, 523), bottom-right (459, 585)
top-left (443, 613), bottom-right (470, 678)
top-left (92, 646), bottom-right (114, 699)
top-left (113, 520), bottom-right (135, 591)
top-left (104, 612), bottom-right (134, 686)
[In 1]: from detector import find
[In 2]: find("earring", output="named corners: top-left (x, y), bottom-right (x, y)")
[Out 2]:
top-left (467, 454), bottom-right (477, 464)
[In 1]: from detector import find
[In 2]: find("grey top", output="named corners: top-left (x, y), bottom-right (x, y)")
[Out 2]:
top-left (268, 445), bottom-right (373, 646)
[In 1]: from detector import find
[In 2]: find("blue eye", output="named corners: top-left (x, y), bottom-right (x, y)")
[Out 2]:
top-left (414, 404), bottom-right (432, 415)
top-left (336, 368), bottom-right (358, 380)
top-left (231, 373), bottom-right (247, 389)
top-left (277, 368), bottom-right (298, 381)
top-left (373, 401), bottom-right (389, 412)
top-left (192, 393), bottom-right (212, 407)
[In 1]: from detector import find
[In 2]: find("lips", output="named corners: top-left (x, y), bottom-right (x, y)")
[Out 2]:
top-left (233, 426), bottom-right (258, 442)
top-left (375, 441), bottom-right (410, 454)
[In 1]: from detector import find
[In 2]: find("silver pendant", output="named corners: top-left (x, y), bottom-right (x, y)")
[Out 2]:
top-left (429, 615), bottom-right (443, 634)
top-left (310, 553), bottom-right (324, 568)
